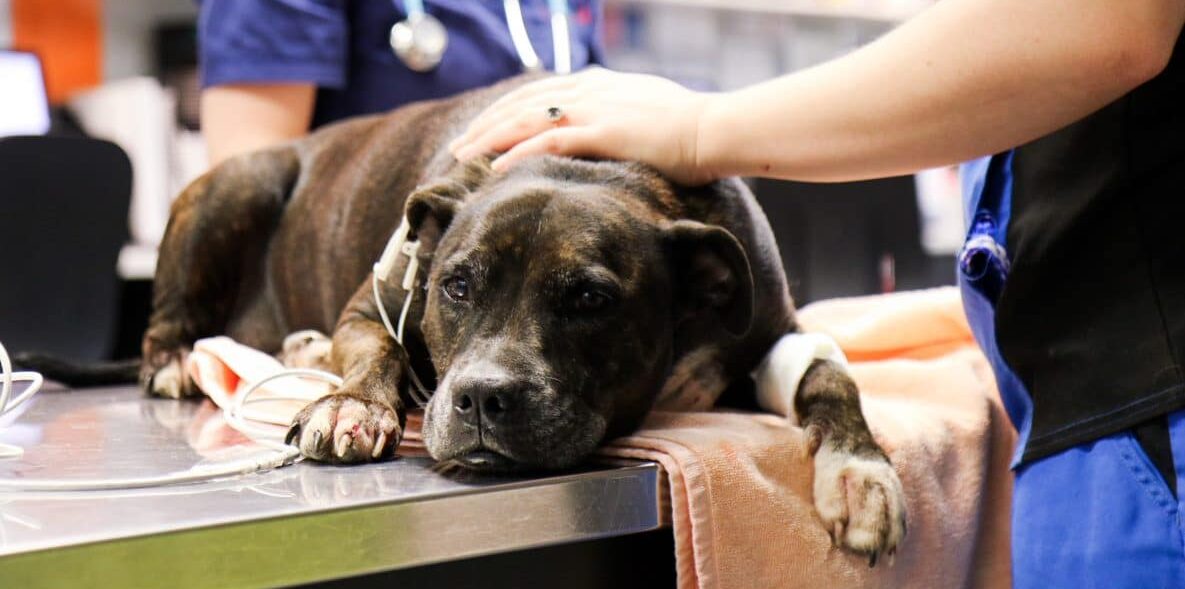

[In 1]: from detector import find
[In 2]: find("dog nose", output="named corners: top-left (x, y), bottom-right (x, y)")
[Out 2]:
top-left (451, 376), bottom-right (521, 425)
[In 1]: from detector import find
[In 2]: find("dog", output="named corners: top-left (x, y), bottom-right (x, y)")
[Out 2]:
top-left (138, 75), bottom-right (905, 561)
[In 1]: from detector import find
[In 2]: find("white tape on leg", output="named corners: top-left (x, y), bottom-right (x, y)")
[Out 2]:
top-left (751, 332), bottom-right (849, 425)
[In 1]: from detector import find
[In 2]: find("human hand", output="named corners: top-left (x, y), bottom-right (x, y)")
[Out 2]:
top-left (449, 68), bottom-right (717, 186)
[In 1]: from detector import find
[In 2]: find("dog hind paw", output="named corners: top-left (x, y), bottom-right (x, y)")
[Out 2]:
top-left (287, 394), bottom-right (402, 463)
top-left (142, 351), bottom-right (198, 399)
top-left (811, 444), bottom-right (907, 566)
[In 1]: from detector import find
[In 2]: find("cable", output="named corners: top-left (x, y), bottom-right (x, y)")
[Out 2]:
top-left (372, 218), bottom-right (434, 407)
top-left (0, 346), bottom-right (345, 492)
top-left (0, 340), bottom-right (44, 459)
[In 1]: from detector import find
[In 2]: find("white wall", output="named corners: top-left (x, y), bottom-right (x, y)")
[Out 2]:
top-left (103, 0), bottom-right (197, 80)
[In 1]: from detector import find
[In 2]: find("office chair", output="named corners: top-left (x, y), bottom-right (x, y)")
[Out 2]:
top-left (0, 136), bottom-right (132, 361)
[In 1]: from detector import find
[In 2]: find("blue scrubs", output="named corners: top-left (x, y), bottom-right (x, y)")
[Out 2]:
top-left (960, 155), bottom-right (1185, 588)
top-left (198, 0), bottom-right (603, 127)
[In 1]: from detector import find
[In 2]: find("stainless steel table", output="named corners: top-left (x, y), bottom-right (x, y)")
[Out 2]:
top-left (0, 385), bottom-right (666, 588)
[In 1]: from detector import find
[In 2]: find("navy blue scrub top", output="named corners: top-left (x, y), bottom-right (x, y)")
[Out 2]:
top-left (198, 0), bottom-right (603, 128)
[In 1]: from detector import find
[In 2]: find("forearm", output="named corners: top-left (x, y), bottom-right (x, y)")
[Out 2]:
top-left (201, 83), bottom-right (316, 166)
top-left (332, 307), bottom-right (407, 407)
top-left (698, 0), bottom-right (1185, 182)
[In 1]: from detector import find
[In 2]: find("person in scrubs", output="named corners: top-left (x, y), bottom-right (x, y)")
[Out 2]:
top-left (197, 0), bottom-right (603, 165)
top-left (450, 1), bottom-right (1185, 586)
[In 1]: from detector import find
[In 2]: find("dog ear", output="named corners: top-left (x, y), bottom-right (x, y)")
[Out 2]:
top-left (405, 188), bottom-right (460, 252)
top-left (664, 220), bottom-right (755, 337)
top-left (404, 157), bottom-right (493, 250)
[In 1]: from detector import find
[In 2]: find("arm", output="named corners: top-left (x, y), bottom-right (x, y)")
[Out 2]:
top-left (201, 83), bottom-right (316, 166)
top-left (697, 0), bottom-right (1185, 182)
top-left (451, 0), bottom-right (1185, 184)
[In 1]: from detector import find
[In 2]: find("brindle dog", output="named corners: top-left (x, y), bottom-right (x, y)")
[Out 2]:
top-left (142, 76), bottom-right (905, 561)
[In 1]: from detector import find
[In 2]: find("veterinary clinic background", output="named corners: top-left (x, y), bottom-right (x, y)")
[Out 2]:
top-left (2, 0), bottom-right (1181, 587)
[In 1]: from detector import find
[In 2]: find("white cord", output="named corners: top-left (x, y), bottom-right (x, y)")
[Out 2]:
top-left (225, 368), bottom-right (343, 438)
top-left (372, 218), bottom-right (434, 407)
top-left (0, 340), bottom-right (44, 459)
top-left (0, 348), bottom-right (346, 491)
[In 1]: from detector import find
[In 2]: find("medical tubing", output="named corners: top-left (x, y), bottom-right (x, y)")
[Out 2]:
top-left (371, 270), bottom-right (433, 406)
top-left (225, 368), bottom-right (344, 439)
top-left (0, 353), bottom-right (351, 491)
top-left (0, 340), bottom-right (44, 459)
top-left (0, 441), bottom-right (300, 492)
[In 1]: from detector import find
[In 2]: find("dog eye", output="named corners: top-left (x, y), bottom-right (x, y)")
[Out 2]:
top-left (572, 288), bottom-right (612, 312)
top-left (442, 277), bottom-right (470, 301)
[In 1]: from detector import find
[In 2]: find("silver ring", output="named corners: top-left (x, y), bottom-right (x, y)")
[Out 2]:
top-left (546, 106), bottom-right (565, 124)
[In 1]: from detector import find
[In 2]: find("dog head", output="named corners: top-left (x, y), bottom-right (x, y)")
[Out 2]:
top-left (409, 157), bottom-right (754, 471)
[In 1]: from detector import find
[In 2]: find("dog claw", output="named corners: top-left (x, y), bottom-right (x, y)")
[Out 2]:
top-left (285, 424), bottom-right (300, 445)
top-left (868, 552), bottom-right (878, 568)
top-left (335, 432), bottom-right (353, 457)
top-left (373, 432), bottom-right (387, 458)
top-left (289, 394), bottom-right (401, 463)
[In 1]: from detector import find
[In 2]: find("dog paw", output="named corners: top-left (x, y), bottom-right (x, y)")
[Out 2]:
top-left (142, 350), bottom-right (198, 399)
top-left (286, 394), bottom-right (402, 463)
top-left (278, 330), bottom-right (333, 371)
top-left (812, 444), bottom-right (907, 566)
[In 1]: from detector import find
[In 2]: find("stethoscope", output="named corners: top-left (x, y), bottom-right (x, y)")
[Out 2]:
top-left (390, 0), bottom-right (572, 74)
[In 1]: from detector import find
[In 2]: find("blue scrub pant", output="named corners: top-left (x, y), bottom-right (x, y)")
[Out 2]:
top-left (1009, 410), bottom-right (1185, 588)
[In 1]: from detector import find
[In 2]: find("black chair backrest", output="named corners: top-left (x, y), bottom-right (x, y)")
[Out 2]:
top-left (0, 136), bottom-right (132, 361)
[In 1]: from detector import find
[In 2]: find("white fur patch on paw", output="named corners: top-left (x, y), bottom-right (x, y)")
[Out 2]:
top-left (812, 444), bottom-right (907, 565)
top-left (149, 360), bottom-right (189, 399)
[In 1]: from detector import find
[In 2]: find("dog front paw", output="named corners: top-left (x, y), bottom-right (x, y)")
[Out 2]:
top-left (286, 394), bottom-right (402, 463)
top-left (812, 444), bottom-right (907, 566)
top-left (278, 330), bottom-right (333, 371)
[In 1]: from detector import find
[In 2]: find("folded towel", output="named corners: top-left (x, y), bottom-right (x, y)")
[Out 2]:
top-left (599, 287), bottom-right (1013, 588)
top-left (187, 336), bottom-right (333, 427)
top-left (186, 287), bottom-right (1013, 588)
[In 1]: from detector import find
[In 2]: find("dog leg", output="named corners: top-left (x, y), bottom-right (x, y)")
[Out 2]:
top-left (796, 358), bottom-right (907, 566)
top-left (286, 285), bottom-right (408, 463)
top-left (141, 148), bottom-right (300, 398)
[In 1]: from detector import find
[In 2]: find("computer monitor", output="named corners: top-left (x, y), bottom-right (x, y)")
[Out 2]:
top-left (0, 50), bottom-right (51, 137)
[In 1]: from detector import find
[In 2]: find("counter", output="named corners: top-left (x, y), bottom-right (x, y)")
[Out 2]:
top-left (0, 385), bottom-right (666, 587)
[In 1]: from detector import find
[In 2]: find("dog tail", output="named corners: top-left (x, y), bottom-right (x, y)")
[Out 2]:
top-left (12, 352), bottom-right (140, 387)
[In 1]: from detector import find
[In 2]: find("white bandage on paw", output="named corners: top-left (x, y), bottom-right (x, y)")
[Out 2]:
top-left (751, 332), bottom-right (849, 424)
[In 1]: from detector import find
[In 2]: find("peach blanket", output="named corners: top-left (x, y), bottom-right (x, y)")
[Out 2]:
top-left (600, 287), bottom-right (1014, 588)
top-left (187, 287), bottom-right (1014, 588)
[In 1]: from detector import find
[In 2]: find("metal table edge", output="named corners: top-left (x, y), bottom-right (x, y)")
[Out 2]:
top-left (0, 461), bottom-right (668, 588)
